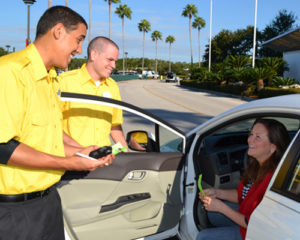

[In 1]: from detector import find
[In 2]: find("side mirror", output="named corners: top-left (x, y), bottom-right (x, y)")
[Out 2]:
top-left (126, 131), bottom-right (148, 152)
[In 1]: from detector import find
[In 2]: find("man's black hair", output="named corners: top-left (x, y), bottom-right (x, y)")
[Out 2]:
top-left (35, 6), bottom-right (88, 39)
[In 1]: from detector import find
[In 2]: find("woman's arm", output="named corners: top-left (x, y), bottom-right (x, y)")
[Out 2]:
top-left (216, 188), bottom-right (239, 203)
top-left (201, 188), bottom-right (238, 203)
top-left (203, 197), bottom-right (247, 228)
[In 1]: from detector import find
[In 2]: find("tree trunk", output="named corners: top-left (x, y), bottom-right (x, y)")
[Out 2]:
top-left (257, 79), bottom-right (264, 90)
top-left (142, 30), bottom-right (145, 73)
top-left (155, 39), bottom-right (158, 75)
top-left (198, 27), bottom-right (201, 68)
top-left (189, 15), bottom-right (193, 67)
top-left (169, 43), bottom-right (171, 72)
top-left (122, 17), bottom-right (125, 75)
top-left (88, 0), bottom-right (91, 43)
top-left (108, 1), bottom-right (111, 39)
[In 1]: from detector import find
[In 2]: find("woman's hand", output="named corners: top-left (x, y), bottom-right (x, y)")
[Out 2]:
top-left (199, 188), bottom-right (218, 200)
top-left (202, 196), bottom-right (224, 212)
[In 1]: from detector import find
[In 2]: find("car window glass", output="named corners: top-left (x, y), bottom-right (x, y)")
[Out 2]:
top-left (286, 158), bottom-right (300, 195)
top-left (159, 126), bottom-right (183, 152)
top-left (213, 119), bottom-right (254, 135)
top-left (213, 117), bottom-right (300, 136)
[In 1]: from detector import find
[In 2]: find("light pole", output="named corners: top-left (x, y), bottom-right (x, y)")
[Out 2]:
top-left (48, 0), bottom-right (52, 8)
top-left (66, 0), bottom-right (68, 7)
top-left (23, 0), bottom-right (36, 46)
top-left (89, 0), bottom-right (91, 43)
top-left (252, 0), bottom-right (258, 68)
top-left (208, 0), bottom-right (213, 72)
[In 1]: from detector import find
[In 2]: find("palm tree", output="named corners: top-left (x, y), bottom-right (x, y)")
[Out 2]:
top-left (115, 4), bottom-right (132, 75)
top-left (138, 19), bottom-right (151, 73)
top-left (5, 45), bottom-right (10, 52)
top-left (104, 0), bottom-right (121, 39)
top-left (182, 4), bottom-right (198, 67)
top-left (165, 35), bottom-right (175, 72)
top-left (151, 30), bottom-right (162, 75)
top-left (192, 16), bottom-right (206, 68)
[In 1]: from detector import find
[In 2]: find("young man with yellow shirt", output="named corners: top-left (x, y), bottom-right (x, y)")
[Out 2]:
top-left (0, 6), bottom-right (114, 240)
top-left (59, 36), bottom-right (128, 149)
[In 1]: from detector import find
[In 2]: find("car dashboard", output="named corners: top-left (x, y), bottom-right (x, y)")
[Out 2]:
top-left (196, 133), bottom-right (249, 189)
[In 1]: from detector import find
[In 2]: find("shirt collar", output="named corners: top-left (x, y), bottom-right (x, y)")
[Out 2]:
top-left (25, 43), bottom-right (52, 82)
top-left (81, 63), bottom-right (109, 86)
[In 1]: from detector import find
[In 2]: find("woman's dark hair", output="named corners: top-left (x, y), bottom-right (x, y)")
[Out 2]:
top-left (35, 6), bottom-right (88, 39)
top-left (243, 118), bottom-right (290, 185)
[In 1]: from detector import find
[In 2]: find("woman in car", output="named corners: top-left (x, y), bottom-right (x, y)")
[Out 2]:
top-left (196, 118), bottom-right (290, 240)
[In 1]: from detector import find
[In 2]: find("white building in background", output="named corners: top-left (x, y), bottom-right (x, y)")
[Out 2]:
top-left (263, 27), bottom-right (300, 82)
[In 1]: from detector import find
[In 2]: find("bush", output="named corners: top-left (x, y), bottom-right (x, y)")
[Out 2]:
top-left (257, 87), bottom-right (300, 98)
top-left (180, 80), bottom-right (247, 95)
top-left (271, 76), bottom-right (297, 87)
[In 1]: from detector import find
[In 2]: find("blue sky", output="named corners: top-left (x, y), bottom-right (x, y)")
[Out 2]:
top-left (1, 0), bottom-right (299, 63)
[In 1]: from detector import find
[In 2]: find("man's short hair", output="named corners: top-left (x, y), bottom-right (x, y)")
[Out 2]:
top-left (35, 6), bottom-right (88, 39)
top-left (87, 36), bottom-right (119, 59)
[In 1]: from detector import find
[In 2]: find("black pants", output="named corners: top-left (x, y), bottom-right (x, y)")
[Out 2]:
top-left (0, 187), bottom-right (65, 240)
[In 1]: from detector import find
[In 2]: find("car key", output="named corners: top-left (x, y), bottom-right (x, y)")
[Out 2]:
top-left (89, 146), bottom-right (112, 159)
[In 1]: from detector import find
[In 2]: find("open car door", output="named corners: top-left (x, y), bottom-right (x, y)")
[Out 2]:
top-left (57, 92), bottom-right (186, 240)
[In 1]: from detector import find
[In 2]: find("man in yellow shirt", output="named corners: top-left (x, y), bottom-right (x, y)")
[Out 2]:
top-left (0, 6), bottom-right (114, 240)
top-left (59, 36), bottom-right (128, 149)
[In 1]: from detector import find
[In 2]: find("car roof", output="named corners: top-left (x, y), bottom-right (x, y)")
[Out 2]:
top-left (187, 94), bottom-right (300, 137)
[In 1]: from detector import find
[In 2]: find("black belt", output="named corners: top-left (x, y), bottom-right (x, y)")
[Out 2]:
top-left (0, 187), bottom-right (52, 202)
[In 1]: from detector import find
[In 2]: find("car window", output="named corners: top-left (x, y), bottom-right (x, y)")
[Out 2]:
top-left (286, 158), bottom-right (300, 196)
top-left (271, 130), bottom-right (300, 202)
top-left (159, 125), bottom-right (184, 152)
top-left (213, 117), bottom-right (300, 136)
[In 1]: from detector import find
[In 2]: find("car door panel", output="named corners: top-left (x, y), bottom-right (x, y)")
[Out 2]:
top-left (57, 152), bottom-right (183, 240)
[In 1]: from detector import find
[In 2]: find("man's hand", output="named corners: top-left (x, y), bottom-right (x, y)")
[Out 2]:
top-left (72, 145), bottom-right (115, 171)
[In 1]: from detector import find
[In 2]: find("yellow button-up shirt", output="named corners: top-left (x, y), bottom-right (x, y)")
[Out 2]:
top-left (0, 43), bottom-right (65, 194)
top-left (59, 64), bottom-right (123, 147)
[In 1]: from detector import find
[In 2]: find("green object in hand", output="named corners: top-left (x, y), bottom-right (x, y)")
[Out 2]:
top-left (198, 174), bottom-right (205, 196)
top-left (112, 142), bottom-right (128, 155)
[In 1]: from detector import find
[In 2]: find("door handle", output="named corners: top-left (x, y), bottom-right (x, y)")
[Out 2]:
top-left (128, 171), bottom-right (146, 180)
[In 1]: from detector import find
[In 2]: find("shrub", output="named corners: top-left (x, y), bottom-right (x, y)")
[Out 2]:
top-left (271, 76), bottom-right (297, 87)
top-left (257, 87), bottom-right (300, 98)
top-left (224, 55), bottom-right (251, 68)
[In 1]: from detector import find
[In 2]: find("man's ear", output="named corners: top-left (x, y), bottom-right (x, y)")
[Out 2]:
top-left (90, 49), bottom-right (99, 61)
top-left (52, 23), bottom-right (66, 40)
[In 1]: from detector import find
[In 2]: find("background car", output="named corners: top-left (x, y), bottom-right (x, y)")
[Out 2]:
top-left (59, 92), bottom-right (300, 240)
top-left (166, 72), bottom-right (179, 82)
top-left (139, 70), bottom-right (160, 79)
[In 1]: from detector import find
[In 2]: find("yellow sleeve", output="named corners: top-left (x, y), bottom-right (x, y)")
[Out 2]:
top-left (0, 66), bottom-right (24, 143)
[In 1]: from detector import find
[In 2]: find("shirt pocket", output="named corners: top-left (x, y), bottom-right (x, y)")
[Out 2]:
top-left (31, 112), bottom-right (49, 126)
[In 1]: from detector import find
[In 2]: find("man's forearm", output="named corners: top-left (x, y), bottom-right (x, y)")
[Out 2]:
top-left (8, 142), bottom-right (70, 170)
top-left (110, 125), bottom-right (128, 149)
top-left (63, 132), bottom-right (83, 157)
top-left (8, 142), bottom-right (114, 171)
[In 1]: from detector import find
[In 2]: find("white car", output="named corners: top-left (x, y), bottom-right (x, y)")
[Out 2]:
top-left (59, 92), bottom-right (300, 240)
top-left (165, 72), bottom-right (179, 82)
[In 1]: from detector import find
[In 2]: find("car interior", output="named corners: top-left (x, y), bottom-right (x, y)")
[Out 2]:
top-left (192, 115), bottom-right (300, 231)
